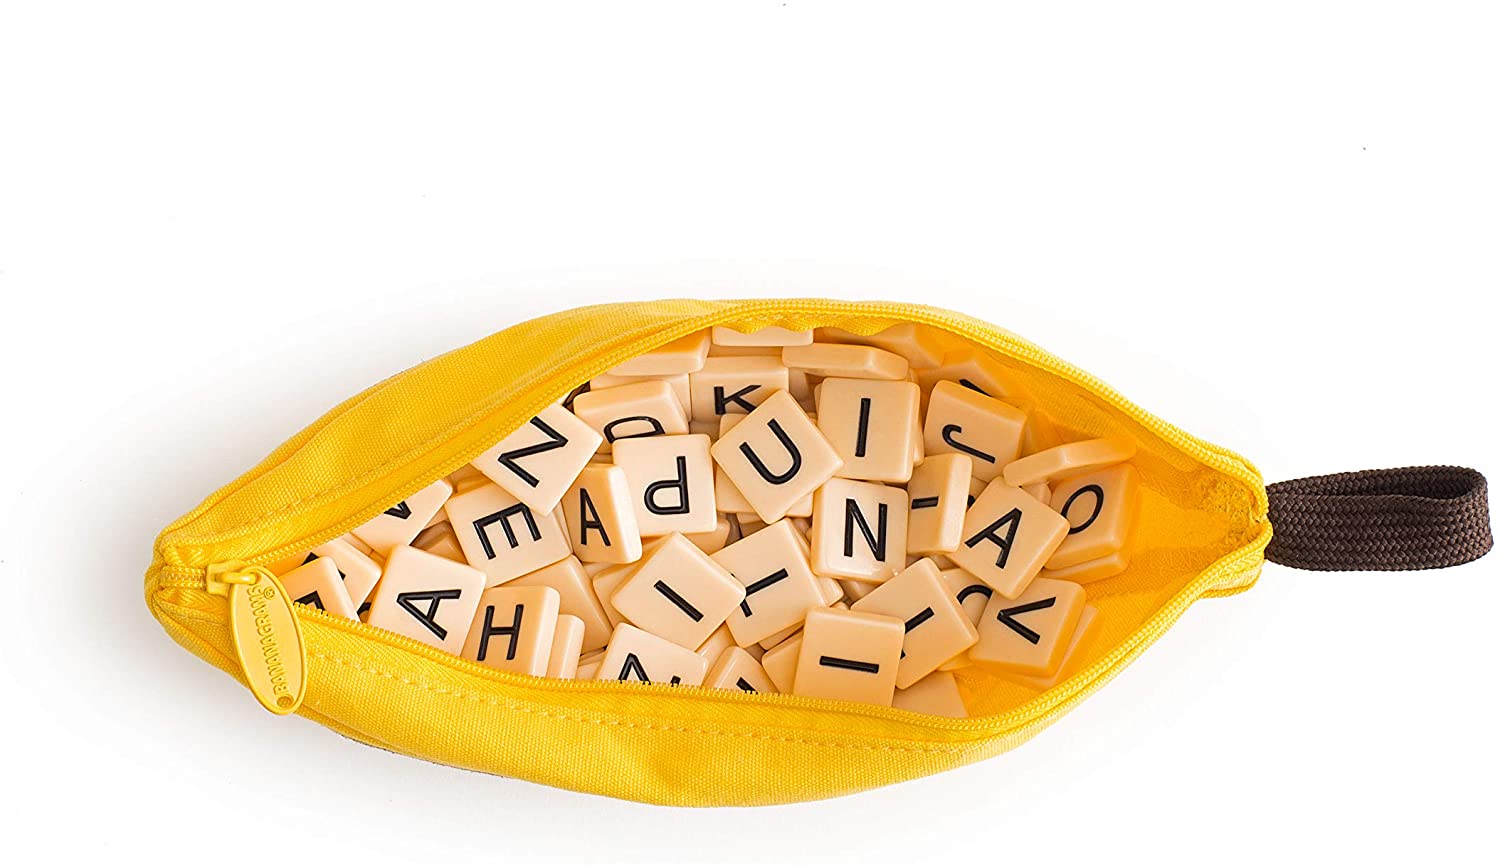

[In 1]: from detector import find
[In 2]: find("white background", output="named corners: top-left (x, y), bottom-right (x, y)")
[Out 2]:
top-left (2, 2), bottom-right (1496, 862)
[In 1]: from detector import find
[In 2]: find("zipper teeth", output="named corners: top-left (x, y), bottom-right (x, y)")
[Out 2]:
top-left (169, 300), bottom-right (1268, 734)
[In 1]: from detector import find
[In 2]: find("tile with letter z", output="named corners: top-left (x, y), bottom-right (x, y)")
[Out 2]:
top-left (471, 403), bottom-right (603, 514)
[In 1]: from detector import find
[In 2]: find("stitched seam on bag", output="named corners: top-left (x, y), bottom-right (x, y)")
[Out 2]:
top-left (310, 652), bottom-right (973, 755)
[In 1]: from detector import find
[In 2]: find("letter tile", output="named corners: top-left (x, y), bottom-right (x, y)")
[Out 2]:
top-left (711, 391), bottom-right (842, 523)
top-left (922, 380), bottom-right (1026, 483)
top-left (852, 559), bottom-right (979, 687)
top-left (949, 479), bottom-right (1070, 598)
top-left (1042, 550), bottom-right (1131, 585)
top-left (592, 562), bottom-right (638, 629)
top-left (1002, 436), bottom-right (1137, 488)
top-left (609, 533), bottom-right (747, 650)
top-left (547, 615), bottom-right (586, 678)
top-left (280, 557), bottom-right (359, 620)
top-left (683, 515), bottom-right (734, 555)
top-left (905, 453), bottom-right (974, 555)
top-left (510, 556), bottom-right (614, 653)
top-left (607, 331), bottom-right (711, 376)
top-left (413, 522), bottom-right (466, 563)
top-left (936, 566), bottom-right (995, 670)
top-left (595, 623), bottom-right (709, 686)
top-left (891, 670), bottom-right (967, 718)
top-left (814, 324), bottom-right (949, 369)
top-left (613, 434), bottom-right (718, 535)
top-left (782, 343), bottom-right (908, 380)
top-left (444, 482), bottom-right (573, 586)
top-left (471, 403), bottom-right (603, 514)
top-left (576, 649), bottom-right (606, 680)
top-left (1010, 605), bottom-right (1101, 689)
top-left (688, 356), bottom-right (790, 422)
top-left (712, 519), bottom-right (827, 647)
top-left (839, 578), bottom-right (875, 602)
top-left (288, 536), bottom-right (384, 608)
top-left (695, 622), bottom-right (737, 663)
top-left (562, 464), bottom-right (643, 564)
top-left (717, 412), bottom-right (814, 517)
top-left (705, 646), bottom-right (778, 693)
top-left (711, 326), bottom-right (814, 347)
top-left (571, 379), bottom-right (689, 453)
top-left (816, 377), bottom-right (921, 482)
top-left (810, 478), bottom-right (909, 583)
top-left (791, 607), bottom-right (905, 706)
top-left (1045, 464), bottom-right (1141, 570)
top-left (760, 633), bottom-right (803, 692)
top-left (461, 585), bottom-right (561, 676)
top-left (367, 545), bottom-right (486, 653)
top-left (592, 372), bottom-right (694, 420)
top-left (351, 478), bottom-right (454, 556)
top-left (970, 577), bottom-right (1087, 677)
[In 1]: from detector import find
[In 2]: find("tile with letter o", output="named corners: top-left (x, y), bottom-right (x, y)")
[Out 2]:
top-left (1045, 464), bottom-right (1140, 571)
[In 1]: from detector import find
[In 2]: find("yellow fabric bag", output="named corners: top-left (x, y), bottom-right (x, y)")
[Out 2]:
top-left (144, 299), bottom-right (1490, 805)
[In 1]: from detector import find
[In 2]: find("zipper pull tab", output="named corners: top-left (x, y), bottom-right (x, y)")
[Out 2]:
top-left (207, 561), bottom-right (307, 716)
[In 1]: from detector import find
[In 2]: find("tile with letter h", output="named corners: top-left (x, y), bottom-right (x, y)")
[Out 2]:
top-left (471, 403), bottom-right (603, 514)
top-left (366, 545), bottom-right (487, 653)
top-left (461, 585), bottom-right (561, 676)
top-left (444, 482), bottom-right (573, 587)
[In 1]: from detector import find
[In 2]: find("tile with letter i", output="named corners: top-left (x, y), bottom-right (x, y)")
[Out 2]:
top-left (791, 607), bottom-right (905, 707)
top-left (906, 453), bottom-right (974, 555)
top-left (471, 403), bottom-right (603, 514)
top-left (852, 559), bottom-right (979, 687)
top-left (782, 343), bottom-right (909, 381)
top-left (712, 519), bottom-right (828, 646)
top-left (279, 557), bottom-right (359, 620)
top-left (562, 464), bottom-right (643, 564)
top-left (687, 356), bottom-right (789, 423)
top-left (936, 567), bottom-right (994, 671)
top-left (1044, 464), bottom-right (1141, 575)
top-left (711, 325), bottom-right (813, 347)
top-left (366, 545), bottom-right (486, 653)
top-left (461, 585), bottom-right (561, 676)
top-left (613, 434), bottom-right (718, 536)
top-left (1010, 604), bottom-right (1101, 689)
top-left (510, 556), bottom-right (614, 654)
top-left (948, 478), bottom-right (1070, 598)
top-left (816, 377), bottom-right (921, 482)
top-left (891, 670), bottom-right (967, 718)
top-left (291, 536), bottom-right (384, 608)
top-left (570, 379), bottom-right (689, 453)
top-left (607, 331), bottom-right (711, 376)
top-left (970, 577), bottom-right (1087, 677)
top-left (608, 533), bottom-right (746, 650)
top-left (705, 646), bottom-right (778, 693)
top-left (595, 623), bottom-right (709, 686)
top-left (759, 632), bottom-right (803, 693)
top-left (711, 390), bottom-right (841, 523)
top-left (922, 380), bottom-right (1027, 483)
top-left (444, 482), bottom-right (573, 587)
top-left (351, 478), bottom-right (454, 556)
top-left (810, 478), bottom-right (909, 584)
top-left (546, 615), bottom-right (586, 678)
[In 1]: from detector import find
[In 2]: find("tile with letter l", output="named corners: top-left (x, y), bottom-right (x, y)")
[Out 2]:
top-left (510, 556), bottom-right (614, 654)
top-left (711, 390), bottom-right (841, 523)
top-left (712, 519), bottom-right (827, 647)
top-left (687, 356), bottom-right (789, 423)
top-left (613, 434), bottom-right (718, 536)
top-left (705, 646), bottom-right (778, 693)
top-left (809, 478), bottom-right (909, 584)
top-left (595, 623), bottom-right (708, 686)
top-left (1045, 464), bottom-right (1141, 571)
top-left (970, 577), bottom-right (1087, 677)
top-left (444, 482), bottom-right (573, 587)
top-left (782, 342), bottom-right (909, 380)
top-left (280, 557), bottom-right (359, 620)
top-left (471, 403), bottom-right (603, 514)
top-left (351, 478), bottom-right (454, 556)
top-left (562, 464), bottom-right (644, 564)
top-left (461, 585), bottom-right (561, 676)
top-left (366, 545), bottom-right (486, 653)
top-left (948, 479), bottom-right (1069, 599)
top-left (609, 533), bottom-right (746, 650)
top-left (571, 379), bottom-right (689, 453)
top-left (852, 559), bottom-right (979, 687)
top-left (891, 670), bottom-right (967, 717)
top-left (791, 607), bottom-right (905, 707)
top-left (547, 615), bottom-right (586, 678)
top-left (607, 331), bottom-right (710, 376)
top-left (922, 380), bottom-right (1026, 482)
top-left (817, 377), bottom-right (921, 483)
top-left (906, 453), bottom-right (973, 555)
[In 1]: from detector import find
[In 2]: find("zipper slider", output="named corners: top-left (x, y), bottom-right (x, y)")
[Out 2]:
top-left (207, 561), bottom-right (308, 716)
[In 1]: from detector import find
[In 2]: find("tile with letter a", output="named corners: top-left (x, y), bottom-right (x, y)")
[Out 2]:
top-left (810, 478), bottom-right (909, 584)
top-left (711, 325), bottom-right (813, 347)
top-left (595, 623), bottom-right (709, 686)
top-left (712, 519), bottom-right (827, 647)
top-left (607, 331), bottom-right (711, 376)
top-left (905, 453), bottom-right (973, 555)
top-left (687, 356), bottom-right (790, 423)
top-left (949, 479), bottom-right (1069, 599)
top-left (937, 567), bottom-right (994, 670)
top-left (970, 577), bottom-right (1087, 677)
top-left (351, 478), bottom-right (454, 556)
top-left (471, 403), bottom-right (603, 514)
top-left (289, 536), bottom-right (384, 608)
top-left (891, 670), bottom-right (967, 718)
top-left (279, 557), bottom-right (359, 620)
top-left (711, 390), bottom-right (841, 523)
top-left (444, 482), bottom-right (573, 587)
top-left (609, 533), bottom-right (746, 650)
top-left (792, 607), bottom-right (905, 707)
top-left (571, 379), bottom-right (690, 453)
top-left (613, 434), bottom-right (718, 536)
top-left (816, 377), bottom-right (921, 483)
top-left (510, 556), bottom-right (614, 654)
top-left (562, 464), bottom-right (643, 564)
top-left (461, 585), bottom-right (561, 676)
top-left (366, 545), bottom-right (486, 653)
top-left (705, 646), bottom-right (778, 694)
top-left (922, 380), bottom-right (1026, 483)
top-left (782, 343), bottom-right (909, 380)
top-left (546, 615), bottom-right (586, 678)
top-left (1045, 464), bottom-right (1141, 571)
top-left (852, 559), bottom-right (979, 687)
top-left (1010, 604), bottom-right (1101, 689)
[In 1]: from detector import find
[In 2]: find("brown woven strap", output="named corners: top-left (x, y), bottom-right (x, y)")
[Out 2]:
top-left (1265, 466), bottom-right (1492, 571)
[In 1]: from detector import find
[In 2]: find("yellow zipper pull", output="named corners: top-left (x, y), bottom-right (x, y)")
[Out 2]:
top-left (207, 561), bottom-right (307, 716)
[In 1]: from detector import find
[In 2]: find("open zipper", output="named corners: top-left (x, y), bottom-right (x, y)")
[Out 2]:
top-left (157, 300), bottom-right (1269, 733)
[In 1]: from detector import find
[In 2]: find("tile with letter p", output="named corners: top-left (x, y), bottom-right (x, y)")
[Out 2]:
top-left (614, 434), bottom-right (718, 536)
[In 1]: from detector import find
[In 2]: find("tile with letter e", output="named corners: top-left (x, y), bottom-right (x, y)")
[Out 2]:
top-left (810, 478), bottom-right (909, 584)
top-left (906, 453), bottom-right (973, 555)
top-left (712, 519), bottom-right (827, 647)
top-left (562, 464), bottom-right (643, 564)
top-left (595, 623), bottom-right (708, 686)
top-left (817, 377), bottom-right (921, 482)
top-left (366, 545), bottom-right (486, 653)
top-left (613, 434), bottom-right (718, 536)
top-left (1002, 436), bottom-right (1137, 488)
top-left (782, 343), bottom-right (909, 380)
top-left (462, 585), bottom-right (561, 676)
top-left (792, 607), bottom-right (905, 707)
top-left (607, 331), bottom-right (711, 376)
top-left (351, 478), bottom-right (454, 556)
top-left (445, 482), bottom-right (573, 587)
top-left (970, 577), bottom-right (1086, 677)
top-left (760, 632), bottom-right (803, 692)
top-left (546, 615), bottom-right (586, 678)
top-left (471, 403), bottom-right (603, 514)
top-left (291, 535), bottom-right (384, 608)
top-left (936, 566), bottom-right (995, 670)
top-left (705, 646), bottom-right (778, 693)
top-left (949, 479), bottom-right (1069, 598)
top-left (1010, 604), bottom-right (1101, 689)
top-left (688, 356), bottom-right (790, 423)
top-left (1045, 464), bottom-right (1141, 571)
top-left (510, 556), bottom-right (614, 654)
top-left (711, 325), bottom-right (813, 347)
top-left (571, 379), bottom-right (689, 453)
top-left (922, 380), bottom-right (1026, 483)
top-left (891, 670), bottom-right (967, 718)
top-left (711, 391), bottom-right (841, 523)
top-left (609, 533), bottom-right (745, 650)
top-left (852, 559), bottom-right (978, 687)
top-left (280, 557), bottom-right (359, 620)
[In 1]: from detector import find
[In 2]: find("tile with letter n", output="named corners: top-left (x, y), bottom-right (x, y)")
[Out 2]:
top-left (905, 453), bottom-right (974, 555)
top-left (570, 379), bottom-right (689, 454)
top-left (613, 434), bottom-right (718, 536)
top-left (687, 356), bottom-right (789, 423)
top-left (461, 585), bottom-right (561, 676)
top-left (970, 576), bottom-right (1087, 677)
top-left (891, 670), bottom-right (967, 718)
top-left (948, 479), bottom-right (1069, 599)
top-left (443, 482), bottom-right (573, 587)
top-left (510, 556), bottom-right (614, 654)
top-left (1044, 464), bottom-right (1141, 573)
top-left (366, 545), bottom-right (486, 653)
top-left (608, 533), bottom-right (746, 651)
top-left (712, 518), bottom-right (827, 647)
top-left (816, 377), bottom-right (921, 483)
top-left (594, 623), bottom-right (708, 687)
top-left (852, 558), bottom-right (978, 688)
top-left (351, 478), bottom-right (454, 556)
top-left (704, 646), bottom-right (778, 694)
top-left (562, 463), bottom-right (643, 564)
top-left (279, 557), bottom-right (359, 620)
top-left (711, 390), bottom-right (841, 523)
top-left (809, 477), bottom-right (909, 584)
top-left (792, 607), bottom-right (905, 707)
top-left (471, 403), bottom-right (603, 514)
top-left (922, 380), bottom-right (1027, 483)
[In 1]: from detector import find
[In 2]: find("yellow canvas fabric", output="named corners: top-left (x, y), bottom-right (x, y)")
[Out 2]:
top-left (144, 299), bottom-right (1269, 806)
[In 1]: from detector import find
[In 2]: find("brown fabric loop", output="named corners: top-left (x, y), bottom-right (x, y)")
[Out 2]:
top-left (1265, 466), bottom-right (1492, 571)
